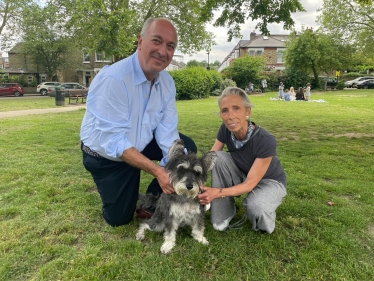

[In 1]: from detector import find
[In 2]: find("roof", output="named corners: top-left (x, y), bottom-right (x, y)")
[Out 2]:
top-left (242, 34), bottom-right (290, 48)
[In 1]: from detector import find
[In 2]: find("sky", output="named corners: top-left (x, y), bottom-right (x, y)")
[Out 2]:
top-left (178, 0), bottom-right (324, 64)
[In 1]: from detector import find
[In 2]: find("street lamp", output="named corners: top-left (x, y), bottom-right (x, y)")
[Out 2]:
top-left (206, 52), bottom-right (210, 70)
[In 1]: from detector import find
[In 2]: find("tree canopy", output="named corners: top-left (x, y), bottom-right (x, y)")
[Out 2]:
top-left (5, 0), bottom-right (308, 61)
top-left (0, 0), bottom-right (33, 50)
top-left (20, 4), bottom-right (78, 80)
top-left (200, 0), bottom-right (305, 41)
top-left (318, 0), bottom-right (374, 56)
top-left (284, 28), bottom-right (353, 89)
top-left (221, 55), bottom-right (266, 89)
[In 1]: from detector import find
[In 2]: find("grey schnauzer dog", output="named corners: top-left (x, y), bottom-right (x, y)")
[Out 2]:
top-left (135, 139), bottom-right (217, 254)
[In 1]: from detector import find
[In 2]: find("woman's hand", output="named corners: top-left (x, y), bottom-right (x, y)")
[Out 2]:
top-left (197, 186), bottom-right (220, 205)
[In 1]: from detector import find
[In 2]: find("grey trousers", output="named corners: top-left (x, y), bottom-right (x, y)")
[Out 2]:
top-left (210, 151), bottom-right (287, 233)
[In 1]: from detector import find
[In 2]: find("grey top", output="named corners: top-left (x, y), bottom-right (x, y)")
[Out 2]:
top-left (216, 122), bottom-right (287, 187)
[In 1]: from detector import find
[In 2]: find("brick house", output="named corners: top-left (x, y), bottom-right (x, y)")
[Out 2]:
top-left (218, 32), bottom-right (291, 72)
top-left (6, 43), bottom-right (184, 86)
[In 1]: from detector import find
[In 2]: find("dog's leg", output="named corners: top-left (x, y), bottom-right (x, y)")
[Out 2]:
top-left (191, 224), bottom-right (209, 245)
top-left (160, 223), bottom-right (178, 254)
top-left (135, 223), bottom-right (150, 241)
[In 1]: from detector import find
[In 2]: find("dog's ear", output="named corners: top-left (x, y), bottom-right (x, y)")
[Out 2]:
top-left (201, 151), bottom-right (217, 171)
top-left (168, 139), bottom-right (186, 159)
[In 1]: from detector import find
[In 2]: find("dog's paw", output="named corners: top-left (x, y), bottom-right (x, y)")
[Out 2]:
top-left (160, 241), bottom-right (175, 254)
top-left (200, 236), bottom-right (209, 245)
top-left (204, 203), bottom-right (210, 212)
top-left (135, 227), bottom-right (145, 241)
top-left (135, 231), bottom-right (145, 241)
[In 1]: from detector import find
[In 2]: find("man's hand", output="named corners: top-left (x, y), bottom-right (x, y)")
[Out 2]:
top-left (156, 167), bottom-right (174, 194)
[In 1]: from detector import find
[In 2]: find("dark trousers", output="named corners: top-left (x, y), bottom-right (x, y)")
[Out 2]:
top-left (82, 134), bottom-right (197, 227)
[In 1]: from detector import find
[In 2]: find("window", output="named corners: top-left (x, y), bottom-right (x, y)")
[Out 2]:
top-left (248, 50), bottom-right (263, 57)
top-left (95, 52), bottom-right (111, 62)
top-left (277, 50), bottom-right (285, 63)
top-left (83, 53), bottom-right (90, 63)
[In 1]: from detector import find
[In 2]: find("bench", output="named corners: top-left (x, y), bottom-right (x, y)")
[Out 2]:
top-left (68, 90), bottom-right (88, 104)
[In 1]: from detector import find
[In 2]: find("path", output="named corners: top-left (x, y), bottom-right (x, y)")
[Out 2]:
top-left (0, 105), bottom-right (86, 119)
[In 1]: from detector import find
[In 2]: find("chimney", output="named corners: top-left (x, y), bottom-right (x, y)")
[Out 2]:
top-left (250, 31), bottom-right (256, 41)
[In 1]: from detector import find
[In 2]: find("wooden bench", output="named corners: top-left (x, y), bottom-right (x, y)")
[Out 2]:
top-left (68, 90), bottom-right (88, 104)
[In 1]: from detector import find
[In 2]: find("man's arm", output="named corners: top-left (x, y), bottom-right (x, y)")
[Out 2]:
top-left (120, 147), bottom-right (174, 194)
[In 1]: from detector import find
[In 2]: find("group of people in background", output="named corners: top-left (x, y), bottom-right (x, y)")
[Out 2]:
top-left (277, 82), bottom-right (311, 101)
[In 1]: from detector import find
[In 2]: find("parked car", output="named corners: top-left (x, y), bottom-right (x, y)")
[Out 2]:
top-left (344, 76), bottom-right (374, 88)
top-left (0, 83), bottom-right (24, 97)
top-left (47, 83), bottom-right (88, 97)
top-left (37, 82), bottom-right (61, 96)
top-left (319, 76), bottom-right (338, 89)
top-left (355, 79), bottom-right (374, 89)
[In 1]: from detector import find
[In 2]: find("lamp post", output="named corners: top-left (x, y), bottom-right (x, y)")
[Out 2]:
top-left (206, 52), bottom-right (210, 70)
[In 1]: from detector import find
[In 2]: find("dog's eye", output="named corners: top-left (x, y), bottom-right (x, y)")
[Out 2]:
top-left (194, 166), bottom-right (203, 176)
top-left (177, 162), bottom-right (189, 170)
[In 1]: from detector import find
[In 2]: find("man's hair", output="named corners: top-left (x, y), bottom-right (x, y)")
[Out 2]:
top-left (218, 87), bottom-right (254, 110)
top-left (140, 18), bottom-right (178, 46)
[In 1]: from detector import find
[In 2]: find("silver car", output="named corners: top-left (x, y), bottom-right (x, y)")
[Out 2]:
top-left (344, 76), bottom-right (374, 88)
top-left (47, 83), bottom-right (88, 97)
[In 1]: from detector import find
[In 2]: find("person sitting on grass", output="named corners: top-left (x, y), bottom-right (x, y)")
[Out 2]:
top-left (284, 88), bottom-right (291, 101)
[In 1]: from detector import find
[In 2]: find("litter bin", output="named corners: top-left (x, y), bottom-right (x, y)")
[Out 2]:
top-left (55, 86), bottom-right (65, 106)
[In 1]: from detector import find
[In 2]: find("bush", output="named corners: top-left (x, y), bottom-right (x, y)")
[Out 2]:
top-left (211, 78), bottom-right (237, 96)
top-left (169, 67), bottom-right (213, 100)
top-left (336, 81), bottom-right (345, 90)
top-left (207, 70), bottom-right (223, 94)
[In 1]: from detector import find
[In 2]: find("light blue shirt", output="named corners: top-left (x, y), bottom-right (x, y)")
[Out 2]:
top-left (80, 51), bottom-right (179, 166)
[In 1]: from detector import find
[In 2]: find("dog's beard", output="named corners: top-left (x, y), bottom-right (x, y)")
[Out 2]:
top-left (172, 177), bottom-right (201, 198)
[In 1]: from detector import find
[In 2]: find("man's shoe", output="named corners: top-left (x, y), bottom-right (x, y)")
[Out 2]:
top-left (135, 208), bottom-right (153, 220)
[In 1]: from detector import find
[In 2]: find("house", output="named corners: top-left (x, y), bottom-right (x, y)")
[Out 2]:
top-left (6, 43), bottom-right (184, 86)
top-left (218, 32), bottom-right (292, 72)
top-left (0, 53), bottom-right (9, 69)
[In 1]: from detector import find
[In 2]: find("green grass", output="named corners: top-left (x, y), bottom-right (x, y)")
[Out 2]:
top-left (1, 90), bottom-right (373, 280)
top-left (0, 96), bottom-right (61, 112)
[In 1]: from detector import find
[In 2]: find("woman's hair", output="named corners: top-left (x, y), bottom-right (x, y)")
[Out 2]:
top-left (298, 87), bottom-right (304, 94)
top-left (290, 86), bottom-right (295, 92)
top-left (218, 87), bottom-right (254, 110)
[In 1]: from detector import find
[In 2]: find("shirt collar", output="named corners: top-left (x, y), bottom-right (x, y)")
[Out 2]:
top-left (133, 51), bottom-right (160, 86)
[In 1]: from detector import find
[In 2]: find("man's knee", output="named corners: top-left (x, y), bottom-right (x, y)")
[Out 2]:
top-left (102, 208), bottom-right (134, 227)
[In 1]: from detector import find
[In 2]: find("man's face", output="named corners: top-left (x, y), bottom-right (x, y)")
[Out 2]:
top-left (138, 20), bottom-right (177, 81)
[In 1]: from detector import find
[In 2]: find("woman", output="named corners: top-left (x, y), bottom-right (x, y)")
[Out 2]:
top-left (304, 83), bottom-right (311, 101)
top-left (198, 87), bottom-right (287, 234)
top-left (295, 87), bottom-right (305, 100)
top-left (289, 86), bottom-right (296, 100)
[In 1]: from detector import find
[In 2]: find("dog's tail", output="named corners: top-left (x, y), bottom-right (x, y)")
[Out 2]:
top-left (137, 193), bottom-right (159, 210)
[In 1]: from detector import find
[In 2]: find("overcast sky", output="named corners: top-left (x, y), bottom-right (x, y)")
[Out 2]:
top-left (179, 0), bottom-right (324, 64)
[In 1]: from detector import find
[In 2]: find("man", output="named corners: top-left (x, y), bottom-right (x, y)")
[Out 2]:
top-left (261, 78), bottom-right (267, 93)
top-left (80, 18), bottom-right (196, 227)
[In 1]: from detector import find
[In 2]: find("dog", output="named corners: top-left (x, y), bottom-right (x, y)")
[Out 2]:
top-left (135, 139), bottom-right (217, 254)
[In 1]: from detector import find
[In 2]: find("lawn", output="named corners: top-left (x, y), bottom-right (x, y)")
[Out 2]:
top-left (0, 90), bottom-right (373, 280)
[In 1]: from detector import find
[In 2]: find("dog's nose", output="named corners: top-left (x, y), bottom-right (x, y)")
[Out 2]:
top-left (186, 184), bottom-right (193, 190)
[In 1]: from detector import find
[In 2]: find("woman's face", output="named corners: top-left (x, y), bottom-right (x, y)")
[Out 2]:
top-left (219, 94), bottom-right (251, 139)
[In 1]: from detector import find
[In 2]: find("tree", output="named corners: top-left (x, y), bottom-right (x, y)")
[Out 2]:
top-left (39, 0), bottom-right (307, 62)
top-left (21, 4), bottom-right (76, 80)
top-left (318, 0), bottom-right (374, 56)
top-left (48, 0), bottom-right (217, 62)
top-left (221, 55), bottom-right (266, 89)
top-left (284, 28), bottom-right (353, 89)
top-left (0, 0), bottom-right (33, 50)
top-left (200, 0), bottom-right (305, 40)
top-left (186, 60), bottom-right (203, 68)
